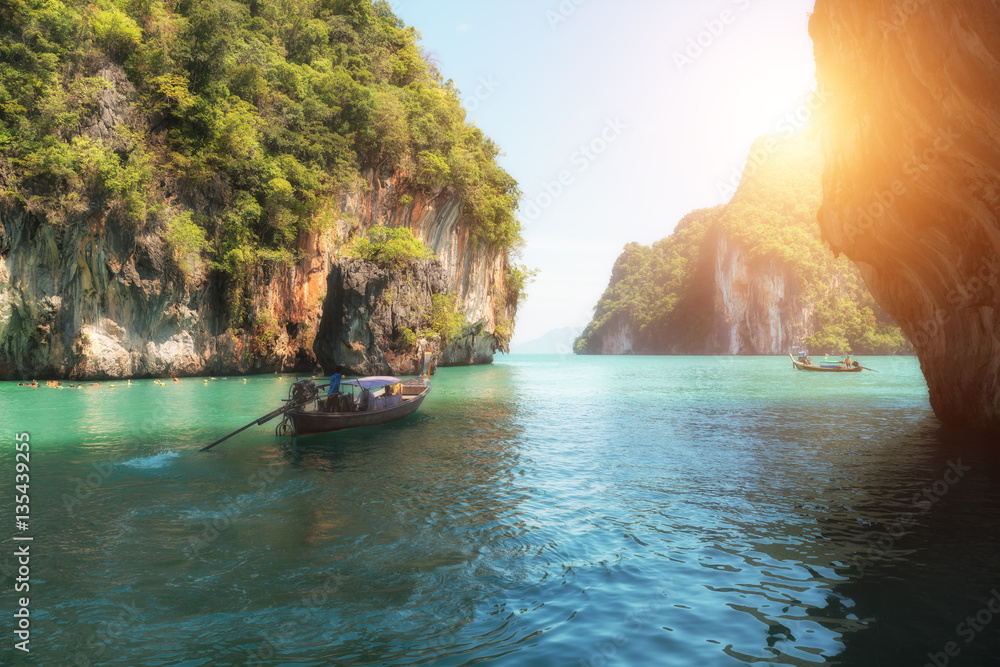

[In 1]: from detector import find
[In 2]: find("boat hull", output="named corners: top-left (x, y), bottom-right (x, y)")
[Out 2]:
top-left (287, 385), bottom-right (430, 436)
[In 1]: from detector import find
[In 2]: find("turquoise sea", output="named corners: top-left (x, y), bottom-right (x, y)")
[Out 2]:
top-left (1, 355), bottom-right (999, 666)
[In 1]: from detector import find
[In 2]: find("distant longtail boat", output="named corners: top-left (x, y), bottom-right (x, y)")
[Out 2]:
top-left (788, 354), bottom-right (865, 373)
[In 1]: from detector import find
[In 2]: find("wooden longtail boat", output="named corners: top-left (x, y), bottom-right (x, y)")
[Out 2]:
top-left (788, 354), bottom-right (864, 373)
top-left (280, 376), bottom-right (431, 436)
top-left (200, 353), bottom-right (435, 451)
top-left (286, 376), bottom-right (431, 435)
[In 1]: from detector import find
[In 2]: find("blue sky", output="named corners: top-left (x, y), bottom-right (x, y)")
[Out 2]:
top-left (388, 0), bottom-right (817, 344)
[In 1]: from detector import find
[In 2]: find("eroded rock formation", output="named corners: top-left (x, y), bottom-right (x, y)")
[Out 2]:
top-left (0, 185), bottom-right (513, 379)
top-left (810, 0), bottom-right (1000, 431)
top-left (706, 232), bottom-right (810, 355)
top-left (0, 64), bottom-right (515, 380)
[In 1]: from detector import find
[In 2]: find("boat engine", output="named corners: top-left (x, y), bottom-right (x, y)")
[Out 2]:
top-left (290, 379), bottom-right (318, 407)
top-left (276, 380), bottom-right (318, 436)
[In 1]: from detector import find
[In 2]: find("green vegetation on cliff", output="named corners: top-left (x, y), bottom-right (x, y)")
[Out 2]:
top-left (0, 0), bottom-right (521, 296)
top-left (347, 224), bottom-right (432, 266)
top-left (574, 206), bottom-right (719, 354)
top-left (575, 132), bottom-right (909, 355)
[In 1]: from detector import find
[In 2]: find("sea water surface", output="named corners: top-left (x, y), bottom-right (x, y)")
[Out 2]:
top-left (1, 355), bottom-right (999, 666)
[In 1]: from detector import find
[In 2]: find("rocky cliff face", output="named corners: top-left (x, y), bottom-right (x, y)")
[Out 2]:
top-left (577, 131), bottom-right (908, 357)
top-left (0, 63), bottom-right (514, 381)
top-left (339, 173), bottom-right (513, 368)
top-left (0, 185), bottom-right (511, 380)
top-left (810, 0), bottom-right (1000, 431)
top-left (583, 223), bottom-right (818, 356)
top-left (706, 233), bottom-right (810, 354)
top-left (597, 319), bottom-right (635, 355)
top-left (314, 258), bottom-right (444, 377)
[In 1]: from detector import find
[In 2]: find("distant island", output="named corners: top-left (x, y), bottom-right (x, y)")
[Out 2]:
top-left (510, 326), bottom-right (584, 354)
top-left (575, 129), bottom-right (911, 357)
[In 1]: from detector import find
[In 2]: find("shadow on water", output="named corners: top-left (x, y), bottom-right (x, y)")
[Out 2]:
top-left (823, 423), bottom-right (1000, 667)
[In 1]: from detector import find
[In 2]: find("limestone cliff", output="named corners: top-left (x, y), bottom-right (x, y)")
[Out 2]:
top-left (0, 61), bottom-right (515, 381)
top-left (0, 0), bottom-right (523, 381)
top-left (0, 176), bottom-right (514, 380)
top-left (810, 0), bottom-right (1000, 431)
top-left (338, 173), bottom-right (514, 370)
top-left (576, 132), bottom-right (909, 356)
top-left (706, 232), bottom-right (810, 354)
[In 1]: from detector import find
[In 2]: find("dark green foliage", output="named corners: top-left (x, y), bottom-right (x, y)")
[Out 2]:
top-left (0, 0), bottom-right (521, 289)
top-left (806, 285), bottom-right (909, 354)
top-left (576, 133), bottom-right (911, 355)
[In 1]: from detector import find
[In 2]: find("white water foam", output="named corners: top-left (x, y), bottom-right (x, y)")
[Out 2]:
top-left (121, 451), bottom-right (181, 469)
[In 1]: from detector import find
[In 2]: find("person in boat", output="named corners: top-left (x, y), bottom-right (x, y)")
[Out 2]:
top-left (325, 365), bottom-right (344, 411)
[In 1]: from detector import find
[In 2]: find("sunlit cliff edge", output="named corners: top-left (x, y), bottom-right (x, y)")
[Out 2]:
top-left (810, 0), bottom-right (1000, 432)
top-left (575, 131), bottom-right (908, 356)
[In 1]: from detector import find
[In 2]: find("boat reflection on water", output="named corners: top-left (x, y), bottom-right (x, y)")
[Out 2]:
top-left (254, 363), bottom-right (534, 664)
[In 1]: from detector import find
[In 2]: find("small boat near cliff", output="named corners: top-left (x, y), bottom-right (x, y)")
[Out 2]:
top-left (277, 375), bottom-right (431, 436)
top-left (789, 353), bottom-right (866, 373)
top-left (201, 355), bottom-right (433, 451)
